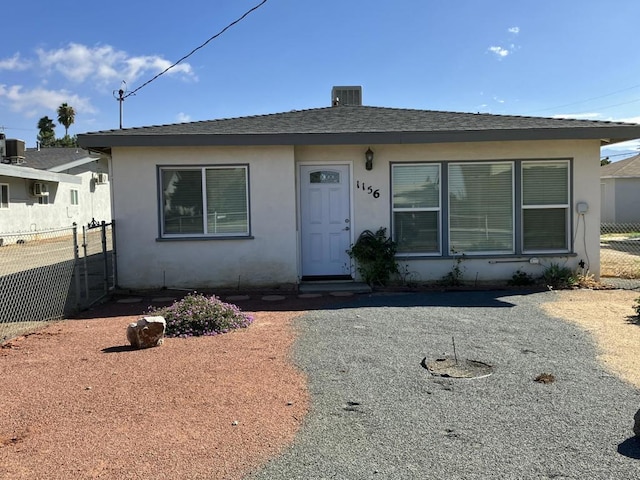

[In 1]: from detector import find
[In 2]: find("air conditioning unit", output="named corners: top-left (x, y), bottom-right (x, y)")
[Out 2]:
top-left (96, 173), bottom-right (108, 184)
top-left (33, 182), bottom-right (49, 196)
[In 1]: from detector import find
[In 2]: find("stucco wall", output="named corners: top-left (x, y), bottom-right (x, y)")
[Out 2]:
top-left (613, 178), bottom-right (640, 223)
top-left (111, 139), bottom-right (602, 289)
top-left (0, 159), bottom-right (111, 234)
top-left (110, 146), bottom-right (298, 289)
top-left (298, 139), bottom-right (602, 283)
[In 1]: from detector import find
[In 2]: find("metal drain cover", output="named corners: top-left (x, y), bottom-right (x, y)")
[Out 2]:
top-left (422, 357), bottom-right (494, 379)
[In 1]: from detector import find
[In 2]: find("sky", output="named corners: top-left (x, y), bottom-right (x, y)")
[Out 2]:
top-left (2, 0), bottom-right (640, 160)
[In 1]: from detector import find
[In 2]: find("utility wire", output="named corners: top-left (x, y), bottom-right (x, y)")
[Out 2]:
top-left (124, 0), bottom-right (268, 99)
top-left (527, 82), bottom-right (640, 115)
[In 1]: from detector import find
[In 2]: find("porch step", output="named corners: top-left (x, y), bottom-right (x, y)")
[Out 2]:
top-left (298, 281), bottom-right (372, 294)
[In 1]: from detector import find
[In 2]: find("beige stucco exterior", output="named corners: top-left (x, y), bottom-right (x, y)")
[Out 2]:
top-left (109, 138), bottom-right (602, 289)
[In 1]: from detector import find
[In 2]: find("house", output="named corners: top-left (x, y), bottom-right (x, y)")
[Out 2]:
top-left (601, 154), bottom-right (640, 223)
top-left (0, 136), bottom-right (111, 235)
top-left (77, 90), bottom-right (640, 289)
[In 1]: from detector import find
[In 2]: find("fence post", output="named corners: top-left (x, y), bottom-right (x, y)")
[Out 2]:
top-left (101, 220), bottom-right (109, 295)
top-left (73, 223), bottom-right (81, 311)
top-left (111, 219), bottom-right (118, 289)
top-left (82, 225), bottom-right (90, 307)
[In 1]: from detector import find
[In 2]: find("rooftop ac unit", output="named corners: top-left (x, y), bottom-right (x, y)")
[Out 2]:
top-left (96, 173), bottom-right (108, 184)
top-left (33, 182), bottom-right (49, 197)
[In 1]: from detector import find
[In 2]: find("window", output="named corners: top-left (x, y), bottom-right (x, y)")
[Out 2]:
top-left (392, 164), bottom-right (440, 254)
top-left (449, 162), bottom-right (514, 254)
top-left (522, 161), bottom-right (569, 252)
top-left (160, 166), bottom-right (249, 237)
top-left (38, 195), bottom-right (49, 205)
top-left (0, 184), bottom-right (8, 209)
top-left (391, 159), bottom-right (571, 256)
top-left (70, 189), bottom-right (79, 206)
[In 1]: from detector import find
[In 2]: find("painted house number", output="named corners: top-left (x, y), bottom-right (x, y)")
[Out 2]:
top-left (356, 180), bottom-right (380, 199)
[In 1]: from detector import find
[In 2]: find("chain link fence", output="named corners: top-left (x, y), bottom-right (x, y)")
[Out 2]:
top-left (600, 223), bottom-right (640, 290)
top-left (0, 221), bottom-right (116, 342)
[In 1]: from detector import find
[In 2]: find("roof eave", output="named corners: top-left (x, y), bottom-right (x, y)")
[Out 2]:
top-left (77, 126), bottom-right (640, 150)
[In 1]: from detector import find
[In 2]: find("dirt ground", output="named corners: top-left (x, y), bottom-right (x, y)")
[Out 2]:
top-left (0, 289), bottom-right (639, 479)
top-left (541, 289), bottom-right (640, 388)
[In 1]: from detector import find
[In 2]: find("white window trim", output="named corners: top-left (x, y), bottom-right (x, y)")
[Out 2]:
top-left (70, 189), bottom-right (79, 206)
top-left (159, 165), bottom-right (250, 239)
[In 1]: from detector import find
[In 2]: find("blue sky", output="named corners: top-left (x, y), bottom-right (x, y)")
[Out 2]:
top-left (2, 0), bottom-right (640, 160)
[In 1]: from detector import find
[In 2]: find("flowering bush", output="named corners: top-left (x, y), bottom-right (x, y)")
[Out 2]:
top-left (149, 293), bottom-right (253, 338)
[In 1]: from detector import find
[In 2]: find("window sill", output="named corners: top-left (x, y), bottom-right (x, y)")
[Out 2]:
top-left (156, 235), bottom-right (254, 242)
top-left (397, 252), bottom-right (576, 261)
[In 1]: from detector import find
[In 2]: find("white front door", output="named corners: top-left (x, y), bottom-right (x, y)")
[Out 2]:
top-left (300, 165), bottom-right (351, 277)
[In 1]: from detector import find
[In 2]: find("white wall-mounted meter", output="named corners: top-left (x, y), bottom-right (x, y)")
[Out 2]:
top-left (576, 202), bottom-right (589, 214)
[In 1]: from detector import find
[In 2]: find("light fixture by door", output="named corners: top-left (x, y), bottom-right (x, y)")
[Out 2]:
top-left (365, 147), bottom-right (374, 170)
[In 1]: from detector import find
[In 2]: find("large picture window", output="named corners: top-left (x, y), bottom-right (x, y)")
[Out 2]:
top-left (160, 166), bottom-right (249, 237)
top-left (449, 162), bottom-right (514, 254)
top-left (392, 164), bottom-right (440, 254)
top-left (391, 159), bottom-right (571, 257)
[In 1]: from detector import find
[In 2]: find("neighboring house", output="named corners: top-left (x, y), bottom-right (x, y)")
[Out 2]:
top-left (600, 154), bottom-right (640, 223)
top-left (0, 138), bottom-right (111, 235)
top-left (77, 92), bottom-right (640, 289)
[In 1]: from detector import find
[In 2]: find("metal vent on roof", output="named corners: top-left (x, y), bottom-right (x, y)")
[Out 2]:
top-left (331, 86), bottom-right (362, 106)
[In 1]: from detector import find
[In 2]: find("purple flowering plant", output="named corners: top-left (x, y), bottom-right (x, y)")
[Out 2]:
top-left (148, 292), bottom-right (254, 338)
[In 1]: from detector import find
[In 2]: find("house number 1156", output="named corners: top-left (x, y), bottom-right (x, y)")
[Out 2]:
top-left (356, 180), bottom-right (380, 199)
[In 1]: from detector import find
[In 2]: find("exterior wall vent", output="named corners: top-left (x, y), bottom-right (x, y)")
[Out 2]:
top-left (331, 86), bottom-right (362, 106)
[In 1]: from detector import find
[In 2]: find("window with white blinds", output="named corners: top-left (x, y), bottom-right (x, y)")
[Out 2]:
top-left (391, 159), bottom-right (571, 256)
top-left (160, 166), bottom-right (249, 237)
top-left (449, 163), bottom-right (514, 253)
top-left (522, 161), bottom-right (569, 252)
top-left (392, 164), bottom-right (440, 254)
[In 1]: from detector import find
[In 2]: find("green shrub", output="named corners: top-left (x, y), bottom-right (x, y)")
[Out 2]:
top-left (347, 228), bottom-right (399, 286)
top-left (149, 293), bottom-right (253, 338)
top-left (438, 249), bottom-right (465, 286)
top-left (542, 263), bottom-right (575, 289)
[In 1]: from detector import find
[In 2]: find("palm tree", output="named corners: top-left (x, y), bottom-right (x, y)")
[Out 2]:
top-left (57, 103), bottom-right (76, 137)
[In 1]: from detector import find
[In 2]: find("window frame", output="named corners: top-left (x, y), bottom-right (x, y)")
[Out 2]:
top-left (391, 163), bottom-right (442, 256)
top-left (521, 159), bottom-right (571, 254)
top-left (70, 188), bottom-right (79, 206)
top-left (158, 164), bottom-right (251, 239)
top-left (447, 161), bottom-right (515, 255)
top-left (0, 184), bottom-right (8, 209)
top-left (391, 158), bottom-right (573, 257)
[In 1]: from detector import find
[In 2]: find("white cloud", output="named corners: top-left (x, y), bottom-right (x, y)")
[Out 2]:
top-left (617, 115), bottom-right (640, 124)
top-left (176, 112), bottom-right (192, 123)
top-left (0, 84), bottom-right (96, 117)
top-left (508, 27), bottom-right (520, 34)
top-left (488, 46), bottom-right (509, 58)
top-left (0, 53), bottom-right (31, 71)
top-left (36, 43), bottom-right (195, 86)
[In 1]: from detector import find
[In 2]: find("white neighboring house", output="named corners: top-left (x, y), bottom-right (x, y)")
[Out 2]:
top-left (600, 154), bottom-right (640, 223)
top-left (0, 137), bottom-right (111, 235)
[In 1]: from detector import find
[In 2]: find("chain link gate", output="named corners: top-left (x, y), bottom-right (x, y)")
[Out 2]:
top-left (0, 220), bottom-right (117, 343)
top-left (600, 223), bottom-right (640, 290)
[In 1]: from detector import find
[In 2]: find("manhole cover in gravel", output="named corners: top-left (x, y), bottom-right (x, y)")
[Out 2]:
top-left (422, 357), bottom-right (494, 379)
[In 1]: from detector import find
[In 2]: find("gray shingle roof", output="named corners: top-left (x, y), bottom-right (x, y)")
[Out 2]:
top-left (78, 105), bottom-right (640, 151)
top-left (601, 154), bottom-right (640, 178)
top-left (21, 147), bottom-right (98, 170)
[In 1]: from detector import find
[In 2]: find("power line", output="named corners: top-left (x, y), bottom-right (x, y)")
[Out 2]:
top-left (124, 0), bottom-right (268, 99)
top-left (527, 82), bottom-right (640, 115)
